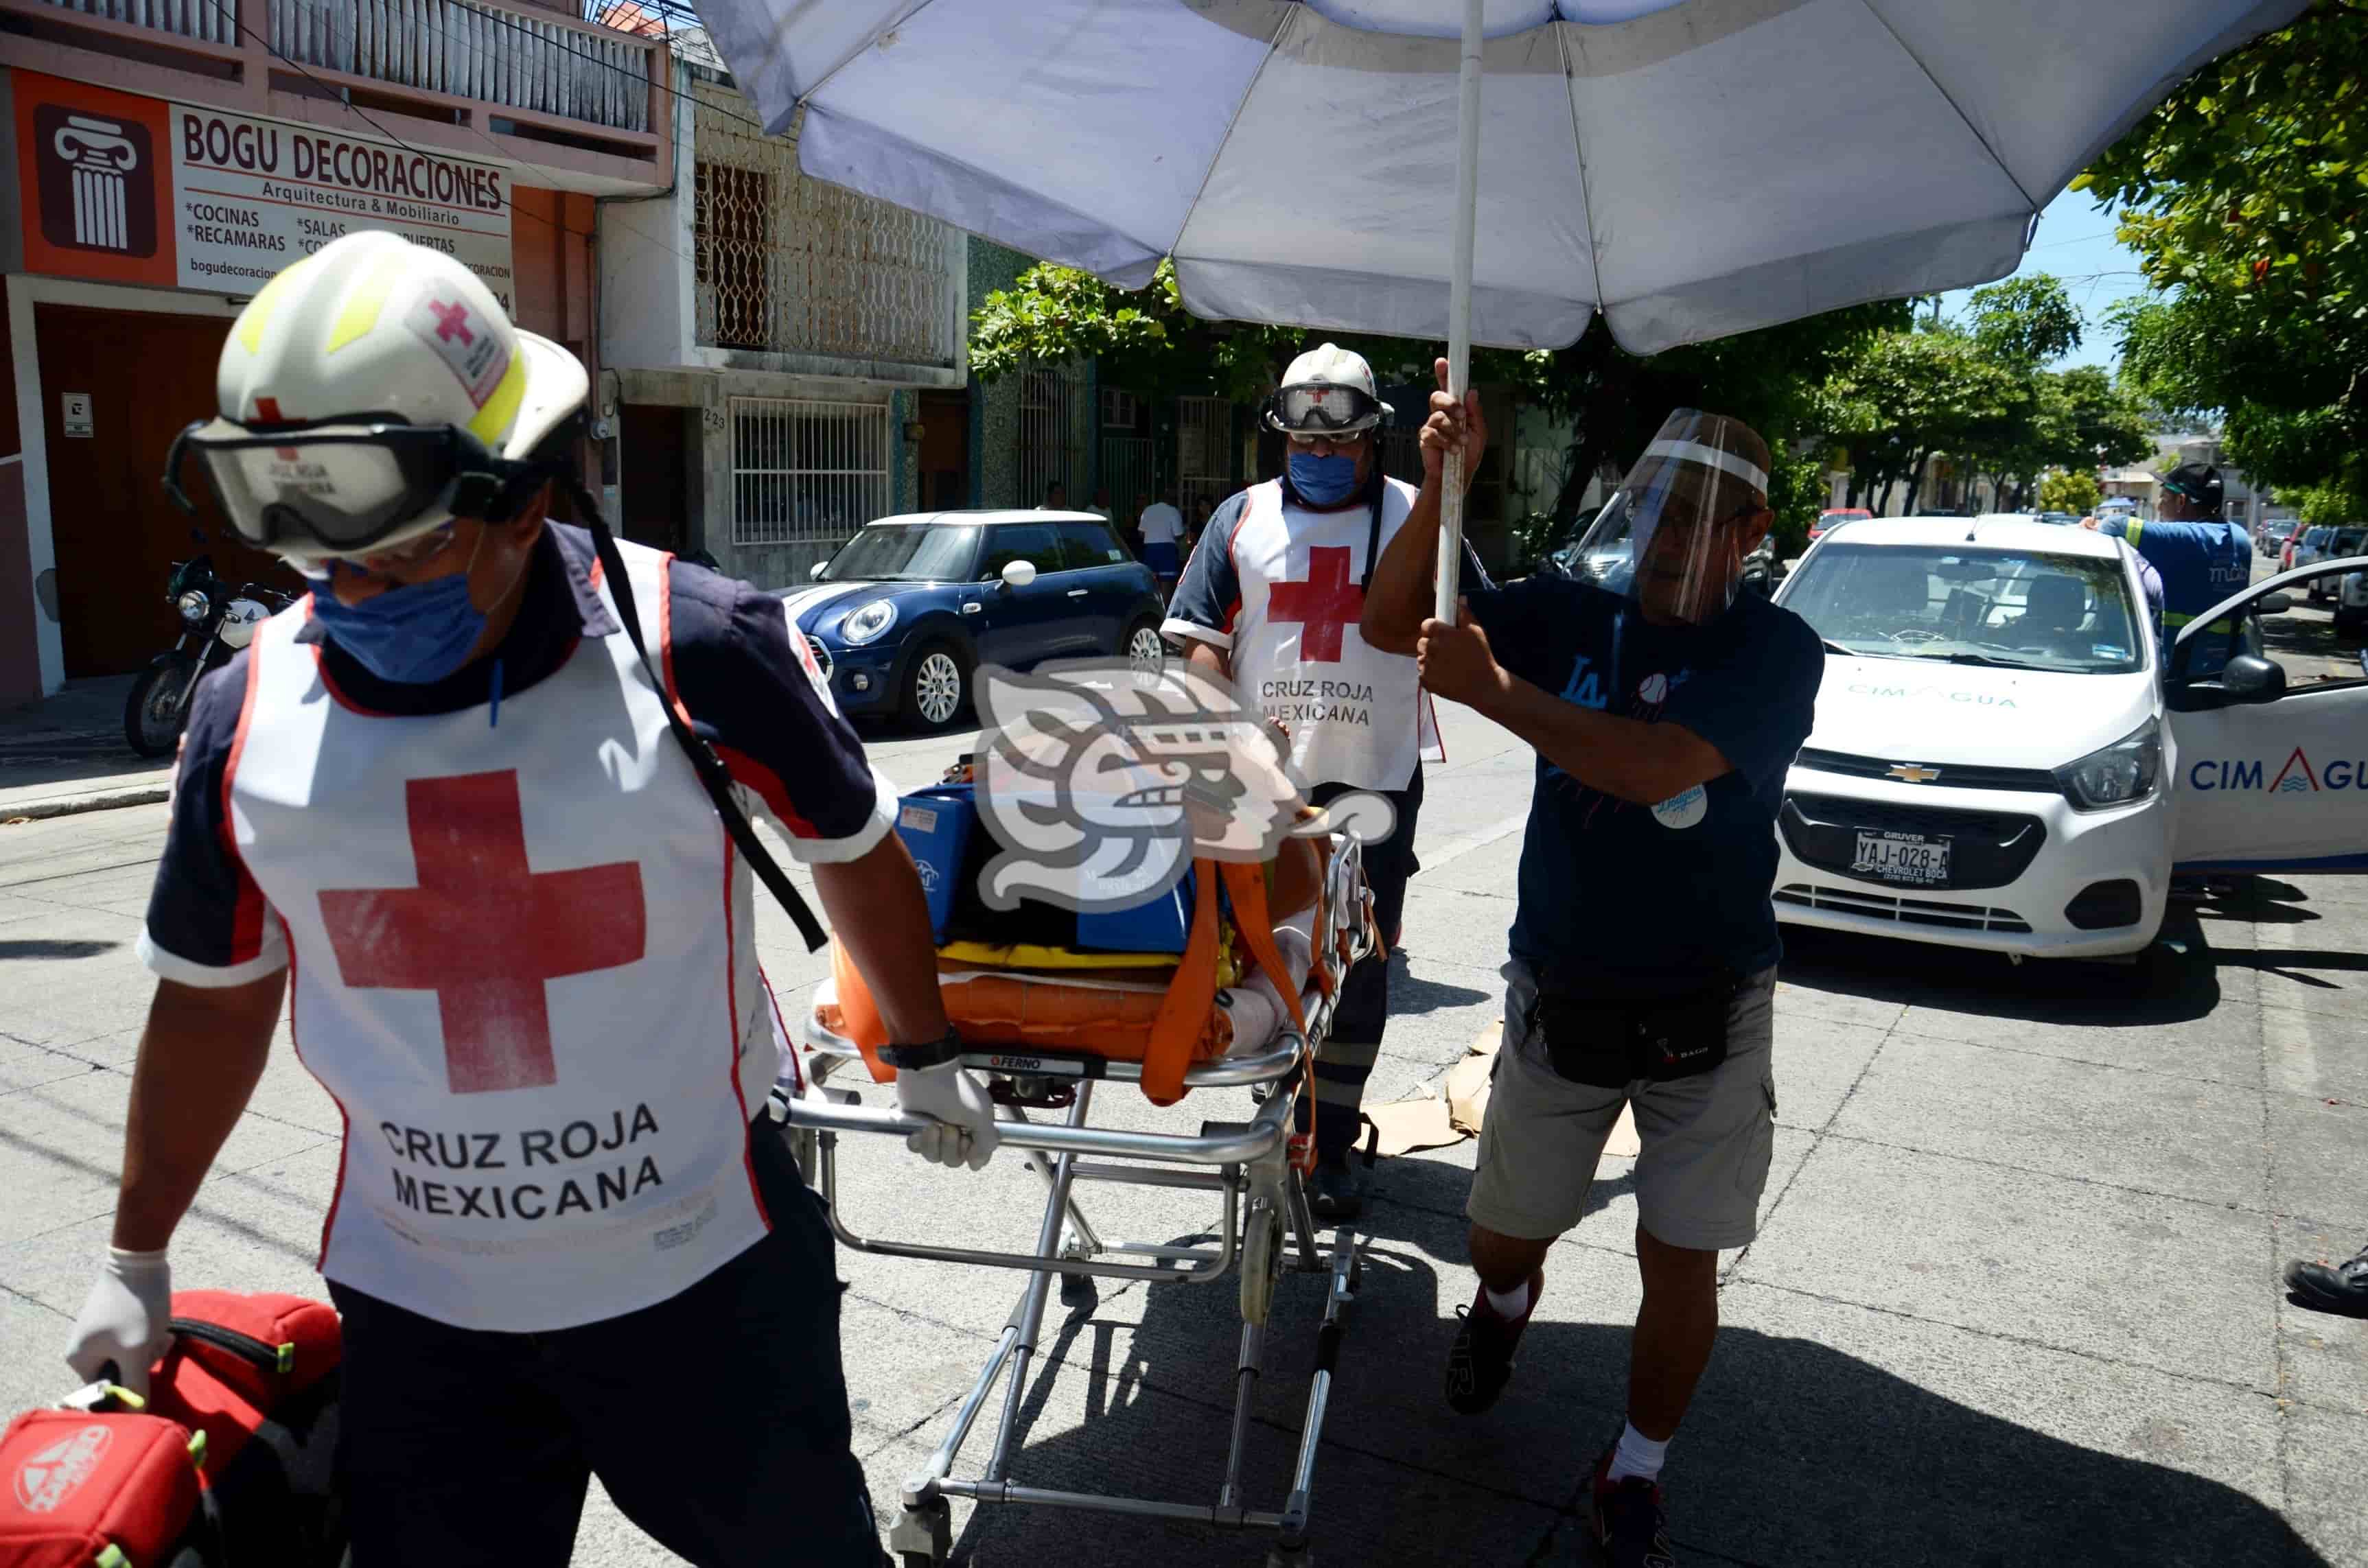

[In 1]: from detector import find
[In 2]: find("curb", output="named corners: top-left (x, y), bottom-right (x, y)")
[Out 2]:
top-left (3, 786), bottom-right (172, 823)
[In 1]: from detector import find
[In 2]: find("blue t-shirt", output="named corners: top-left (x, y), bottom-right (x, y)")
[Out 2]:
top-left (1465, 576), bottom-right (1824, 985)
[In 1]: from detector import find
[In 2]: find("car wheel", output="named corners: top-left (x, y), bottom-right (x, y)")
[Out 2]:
top-left (1124, 616), bottom-right (1166, 673)
top-left (899, 640), bottom-right (971, 733)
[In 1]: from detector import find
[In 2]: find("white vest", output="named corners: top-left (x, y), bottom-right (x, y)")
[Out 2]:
top-left (225, 541), bottom-right (788, 1331)
top-left (1231, 478), bottom-right (1428, 793)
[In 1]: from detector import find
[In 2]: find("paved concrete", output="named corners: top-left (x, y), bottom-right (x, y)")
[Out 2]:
top-left (0, 675), bottom-right (175, 820)
top-left (1, 698), bottom-right (2363, 1567)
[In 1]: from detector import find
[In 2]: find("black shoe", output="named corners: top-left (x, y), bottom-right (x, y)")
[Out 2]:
top-left (1588, 1444), bottom-right (1676, 1568)
top-left (1307, 1151), bottom-right (1366, 1221)
top-left (1443, 1269), bottom-right (1542, 1415)
top-left (2286, 1247), bottom-right (2368, 1318)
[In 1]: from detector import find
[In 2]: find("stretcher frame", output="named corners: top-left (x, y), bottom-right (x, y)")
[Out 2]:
top-left (780, 840), bottom-right (1375, 1568)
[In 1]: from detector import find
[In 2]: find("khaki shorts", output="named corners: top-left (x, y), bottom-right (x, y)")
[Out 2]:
top-left (1466, 961), bottom-right (1777, 1252)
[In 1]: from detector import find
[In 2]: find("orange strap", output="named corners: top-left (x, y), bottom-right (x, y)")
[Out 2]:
top-left (1216, 860), bottom-right (1320, 1167)
top-left (1140, 862), bottom-right (1224, 1106)
top-left (833, 938), bottom-right (897, 1084)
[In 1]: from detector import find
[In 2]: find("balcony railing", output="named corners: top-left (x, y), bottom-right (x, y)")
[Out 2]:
top-left (32, 0), bottom-right (658, 137)
top-left (691, 83), bottom-right (962, 374)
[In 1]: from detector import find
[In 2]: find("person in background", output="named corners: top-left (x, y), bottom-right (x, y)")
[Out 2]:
top-left (1087, 485), bottom-right (1113, 521)
top-left (1364, 364), bottom-right (1823, 1568)
top-left (1137, 484), bottom-right (1187, 596)
top-left (2082, 463), bottom-right (2250, 676)
top-left (1162, 342), bottom-right (1429, 1219)
top-left (1041, 481), bottom-right (1069, 511)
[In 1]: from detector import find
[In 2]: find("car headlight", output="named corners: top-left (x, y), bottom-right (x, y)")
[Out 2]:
top-left (840, 598), bottom-right (897, 646)
top-left (2054, 718), bottom-right (2161, 811)
top-left (175, 590), bottom-right (210, 624)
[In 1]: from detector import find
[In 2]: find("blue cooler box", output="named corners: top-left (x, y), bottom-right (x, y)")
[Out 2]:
top-left (892, 786), bottom-right (976, 943)
top-left (892, 782), bottom-right (1194, 954)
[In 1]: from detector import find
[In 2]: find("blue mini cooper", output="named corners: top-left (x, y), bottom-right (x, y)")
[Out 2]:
top-left (780, 509), bottom-right (1169, 730)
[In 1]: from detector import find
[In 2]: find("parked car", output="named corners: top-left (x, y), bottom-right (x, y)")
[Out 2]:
top-left (1771, 517), bottom-right (2368, 959)
top-left (2257, 516), bottom-right (2300, 558)
top-left (2305, 526), bottom-right (2366, 601)
top-left (2336, 567), bottom-right (2368, 639)
top-left (1808, 507), bottom-right (1872, 546)
top-left (780, 510), bottom-right (1166, 731)
top-left (2283, 524), bottom-right (2330, 574)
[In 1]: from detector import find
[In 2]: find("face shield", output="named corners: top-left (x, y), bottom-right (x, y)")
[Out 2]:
top-left (1568, 410), bottom-right (1771, 625)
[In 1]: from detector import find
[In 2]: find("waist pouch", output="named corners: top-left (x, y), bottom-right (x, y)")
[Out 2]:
top-left (1530, 974), bottom-right (1741, 1089)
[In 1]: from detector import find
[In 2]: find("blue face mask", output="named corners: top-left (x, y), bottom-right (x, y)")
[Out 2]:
top-left (1286, 451), bottom-right (1362, 507)
top-left (309, 564), bottom-right (489, 686)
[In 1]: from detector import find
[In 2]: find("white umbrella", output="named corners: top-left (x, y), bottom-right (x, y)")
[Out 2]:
top-left (694, 0), bottom-right (2305, 614)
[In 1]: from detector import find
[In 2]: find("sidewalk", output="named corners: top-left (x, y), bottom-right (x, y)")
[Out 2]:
top-left (0, 677), bottom-right (174, 820)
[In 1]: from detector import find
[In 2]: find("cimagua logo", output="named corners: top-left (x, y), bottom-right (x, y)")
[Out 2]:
top-left (974, 659), bottom-right (1396, 914)
top-left (35, 106), bottom-right (156, 257)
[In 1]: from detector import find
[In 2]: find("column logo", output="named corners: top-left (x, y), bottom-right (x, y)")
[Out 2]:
top-left (35, 106), bottom-right (156, 257)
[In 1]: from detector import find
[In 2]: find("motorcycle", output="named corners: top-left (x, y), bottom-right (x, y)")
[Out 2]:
top-left (124, 554), bottom-right (296, 757)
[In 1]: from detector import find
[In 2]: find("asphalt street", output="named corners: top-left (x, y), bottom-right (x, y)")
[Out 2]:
top-left (1, 657), bottom-right (2363, 1565)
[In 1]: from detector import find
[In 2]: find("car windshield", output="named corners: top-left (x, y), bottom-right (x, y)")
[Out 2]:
top-left (1783, 542), bottom-right (2144, 675)
top-left (818, 524), bottom-right (978, 583)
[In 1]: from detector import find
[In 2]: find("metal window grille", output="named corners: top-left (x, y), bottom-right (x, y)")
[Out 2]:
top-left (1018, 369), bottom-right (1080, 508)
top-left (1176, 395), bottom-right (1236, 525)
top-left (693, 86), bottom-right (959, 367)
top-left (1102, 436), bottom-right (1153, 534)
top-left (731, 397), bottom-right (890, 547)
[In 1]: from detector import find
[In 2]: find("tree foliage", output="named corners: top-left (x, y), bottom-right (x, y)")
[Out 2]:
top-left (2080, 0), bottom-right (2368, 501)
top-left (2037, 468), bottom-right (2103, 514)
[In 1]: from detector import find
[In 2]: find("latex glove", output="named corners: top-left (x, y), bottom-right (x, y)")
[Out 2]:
top-left (65, 1248), bottom-right (172, 1397)
top-left (894, 1061), bottom-right (1001, 1171)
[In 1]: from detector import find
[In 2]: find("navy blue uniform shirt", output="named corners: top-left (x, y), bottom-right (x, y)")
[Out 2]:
top-left (1465, 576), bottom-right (1824, 985)
top-left (146, 524), bottom-right (883, 979)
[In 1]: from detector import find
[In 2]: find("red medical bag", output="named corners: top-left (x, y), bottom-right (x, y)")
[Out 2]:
top-left (0, 1291), bottom-right (343, 1568)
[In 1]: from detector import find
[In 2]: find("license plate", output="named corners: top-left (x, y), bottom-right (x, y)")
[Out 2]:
top-left (1853, 831), bottom-right (1951, 885)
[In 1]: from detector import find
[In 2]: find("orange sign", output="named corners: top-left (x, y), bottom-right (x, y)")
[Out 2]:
top-left (14, 70), bottom-right (177, 288)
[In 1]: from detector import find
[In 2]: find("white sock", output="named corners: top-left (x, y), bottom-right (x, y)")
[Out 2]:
top-left (1605, 1420), bottom-right (1669, 1485)
top-left (1482, 1278), bottom-right (1531, 1318)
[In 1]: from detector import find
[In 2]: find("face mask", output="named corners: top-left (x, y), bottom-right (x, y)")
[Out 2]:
top-left (1286, 451), bottom-right (1362, 507)
top-left (308, 532), bottom-right (504, 684)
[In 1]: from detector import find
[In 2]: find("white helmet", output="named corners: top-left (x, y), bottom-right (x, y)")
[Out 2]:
top-left (1264, 342), bottom-right (1391, 437)
top-left (167, 231), bottom-right (588, 563)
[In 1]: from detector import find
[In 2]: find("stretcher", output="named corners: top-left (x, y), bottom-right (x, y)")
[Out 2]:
top-left (778, 833), bottom-right (1376, 1568)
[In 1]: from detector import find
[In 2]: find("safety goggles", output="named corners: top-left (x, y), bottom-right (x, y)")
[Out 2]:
top-left (1266, 382), bottom-right (1385, 436)
top-left (163, 415), bottom-right (525, 561)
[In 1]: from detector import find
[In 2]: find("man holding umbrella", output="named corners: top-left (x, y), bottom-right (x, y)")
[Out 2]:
top-left (1162, 342), bottom-right (1428, 1219)
top-left (1363, 365), bottom-right (1823, 1567)
top-left (63, 232), bottom-right (999, 1567)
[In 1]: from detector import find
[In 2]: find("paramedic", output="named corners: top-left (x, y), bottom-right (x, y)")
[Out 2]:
top-left (1163, 343), bottom-right (1427, 1220)
top-left (1362, 362), bottom-right (1823, 1568)
top-left (62, 232), bottom-right (998, 1567)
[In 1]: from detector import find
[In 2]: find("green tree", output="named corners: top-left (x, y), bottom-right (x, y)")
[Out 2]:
top-left (2079, 0), bottom-right (2368, 501)
top-left (2038, 469), bottom-right (2103, 514)
top-left (1963, 275), bottom-right (2084, 368)
top-left (1818, 326), bottom-right (2024, 513)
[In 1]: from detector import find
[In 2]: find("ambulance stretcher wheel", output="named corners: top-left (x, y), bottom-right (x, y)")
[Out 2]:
top-left (1240, 1202), bottom-right (1283, 1326)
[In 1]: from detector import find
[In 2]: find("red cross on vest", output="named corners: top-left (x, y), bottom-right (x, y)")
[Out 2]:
top-left (318, 771), bottom-right (647, 1094)
top-left (1268, 545), bottom-right (1365, 664)
top-left (427, 299), bottom-right (474, 344)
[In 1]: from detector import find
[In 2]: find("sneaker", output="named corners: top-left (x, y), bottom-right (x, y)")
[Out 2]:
top-left (1588, 1444), bottom-right (1677, 1568)
top-left (2286, 1246), bottom-right (2368, 1318)
top-left (1306, 1151), bottom-right (1366, 1221)
top-left (1443, 1268), bottom-right (1542, 1415)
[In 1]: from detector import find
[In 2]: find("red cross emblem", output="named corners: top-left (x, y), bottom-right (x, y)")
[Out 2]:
top-left (1267, 545), bottom-right (1365, 664)
top-left (426, 299), bottom-right (474, 344)
top-left (318, 771), bottom-right (647, 1095)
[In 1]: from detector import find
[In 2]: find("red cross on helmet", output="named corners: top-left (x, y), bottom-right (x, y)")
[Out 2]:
top-left (163, 231), bottom-right (589, 565)
top-left (1264, 342), bottom-right (1391, 438)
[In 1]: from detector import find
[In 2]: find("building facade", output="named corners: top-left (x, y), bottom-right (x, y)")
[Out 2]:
top-left (1, 0), bottom-right (669, 703)
top-left (596, 46), bottom-right (963, 589)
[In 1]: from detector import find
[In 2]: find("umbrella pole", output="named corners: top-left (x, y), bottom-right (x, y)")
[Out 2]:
top-left (1434, 0), bottom-right (1484, 627)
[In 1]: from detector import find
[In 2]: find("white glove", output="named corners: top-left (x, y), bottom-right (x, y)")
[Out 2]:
top-left (65, 1248), bottom-right (172, 1397)
top-left (894, 1061), bottom-right (1001, 1171)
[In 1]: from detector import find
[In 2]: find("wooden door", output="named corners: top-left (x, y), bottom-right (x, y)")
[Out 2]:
top-left (37, 304), bottom-right (297, 677)
top-left (619, 403), bottom-right (689, 553)
top-left (919, 389), bottom-right (967, 511)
